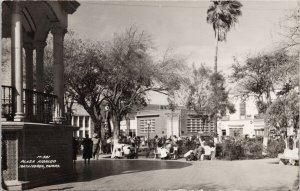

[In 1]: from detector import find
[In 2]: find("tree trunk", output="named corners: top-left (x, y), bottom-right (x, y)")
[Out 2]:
top-left (214, 116), bottom-right (218, 138)
top-left (111, 114), bottom-right (120, 144)
top-left (105, 111), bottom-right (112, 137)
top-left (126, 115), bottom-right (130, 136)
top-left (111, 112), bottom-right (121, 158)
top-left (94, 120), bottom-right (102, 139)
top-left (214, 29), bottom-right (219, 73)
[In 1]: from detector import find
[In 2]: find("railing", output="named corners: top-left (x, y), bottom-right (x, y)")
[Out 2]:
top-left (23, 89), bottom-right (57, 123)
top-left (1, 86), bottom-right (15, 121)
top-left (1, 86), bottom-right (57, 123)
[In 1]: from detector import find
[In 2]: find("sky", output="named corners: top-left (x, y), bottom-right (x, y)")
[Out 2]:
top-left (68, 0), bottom-right (299, 105)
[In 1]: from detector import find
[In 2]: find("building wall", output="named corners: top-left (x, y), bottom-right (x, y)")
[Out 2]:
top-left (136, 114), bottom-right (167, 138)
top-left (120, 119), bottom-right (137, 137)
top-left (136, 109), bottom-right (215, 138)
top-left (71, 104), bottom-right (94, 139)
top-left (2, 123), bottom-right (77, 189)
top-left (180, 109), bottom-right (215, 137)
top-left (72, 115), bottom-right (93, 138)
top-left (217, 94), bottom-right (265, 138)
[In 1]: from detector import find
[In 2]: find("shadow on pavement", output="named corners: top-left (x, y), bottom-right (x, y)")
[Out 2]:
top-left (49, 186), bottom-right (74, 191)
top-left (74, 159), bottom-right (192, 182)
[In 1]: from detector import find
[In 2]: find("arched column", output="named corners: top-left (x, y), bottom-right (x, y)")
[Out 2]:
top-left (11, 1), bottom-right (24, 121)
top-left (51, 27), bottom-right (66, 123)
top-left (35, 41), bottom-right (47, 92)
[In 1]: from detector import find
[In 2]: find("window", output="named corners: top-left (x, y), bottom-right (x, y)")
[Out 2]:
top-left (140, 119), bottom-right (155, 133)
top-left (240, 102), bottom-right (246, 116)
top-left (85, 130), bottom-right (89, 137)
top-left (222, 130), bottom-right (226, 136)
top-left (255, 129), bottom-right (264, 136)
top-left (85, 116), bottom-right (89, 127)
top-left (79, 116), bottom-right (84, 127)
top-left (186, 118), bottom-right (214, 133)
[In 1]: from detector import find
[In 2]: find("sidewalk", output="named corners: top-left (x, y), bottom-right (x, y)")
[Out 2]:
top-left (31, 158), bottom-right (298, 191)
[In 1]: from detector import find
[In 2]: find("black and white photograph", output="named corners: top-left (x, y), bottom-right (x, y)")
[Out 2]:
top-left (1, 0), bottom-right (299, 190)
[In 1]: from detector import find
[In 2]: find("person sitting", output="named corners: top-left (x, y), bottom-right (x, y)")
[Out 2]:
top-left (111, 140), bottom-right (124, 159)
top-left (194, 144), bottom-right (203, 161)
top-left (160, 146), bottom-right (170, 160)
top-left (170, 144), bottom-right (179, 160)
top-left (184, 150), bottom-right (196, 161)
top-left (201, 144), bottom-right (212, 160)
top-left (123, 145), bottom-right (135, 159)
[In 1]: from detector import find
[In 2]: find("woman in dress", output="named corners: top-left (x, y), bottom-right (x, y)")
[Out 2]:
top-left (82, 135), bottom-right (93, 164)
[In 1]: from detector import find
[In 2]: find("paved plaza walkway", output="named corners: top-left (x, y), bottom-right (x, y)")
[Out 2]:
top-left (31, 157), bottom-right (298, 191)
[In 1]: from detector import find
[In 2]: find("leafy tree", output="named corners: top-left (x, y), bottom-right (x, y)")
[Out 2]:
top-left (266, 88), bottom-right (299, 139)
top-left (231, 50), bottom-right (298, 153)
top-left (231, 51), bottom-right (298, 114)
top-left (279, 4), bottom-right (300, 53)
top-left (43, 32), bottom-right (106, 134)
top-left (207, 0), bottom-right (242, 73)
top-left (1, 39), bottom-right (10, 74)
top-left (101, 27), bottom-right (184, 145)
top-left (43, 27), bottom-right (184, 144)
top-left (171, 64), bottom-right (235, 136)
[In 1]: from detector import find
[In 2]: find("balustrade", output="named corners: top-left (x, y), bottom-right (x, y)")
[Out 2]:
top-left (2, 86), bottom-right (57, 123)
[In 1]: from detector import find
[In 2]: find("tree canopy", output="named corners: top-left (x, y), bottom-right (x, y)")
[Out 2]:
top-left (206, 0), bottom-right (243, 41)
top-left (44, 27), bottom-right (186, 141)
top-left (230, 51), bottom-right (298, 114)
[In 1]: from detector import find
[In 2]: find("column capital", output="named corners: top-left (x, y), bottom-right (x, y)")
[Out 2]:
top-left (34, 41), bottom-right (47, 50)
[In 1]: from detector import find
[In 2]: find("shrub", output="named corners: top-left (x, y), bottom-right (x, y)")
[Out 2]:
top-left (267, 138), bottom-right (286, 158)
top-left (217, 137), bottom-right (263, 160)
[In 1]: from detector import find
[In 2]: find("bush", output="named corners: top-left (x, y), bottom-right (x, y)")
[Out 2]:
top-left (177, 139), bottom-right (197, 156)
top-left (217, 137), bottom-right (264, 160)
top-left (267, 138), bottom-right (285, 158)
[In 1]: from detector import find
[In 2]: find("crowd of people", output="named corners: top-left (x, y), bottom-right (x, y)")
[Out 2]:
top-left (72, 133), bottom-right (217, 164)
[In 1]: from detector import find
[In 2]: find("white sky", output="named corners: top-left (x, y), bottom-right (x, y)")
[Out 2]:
top-left (68, 1), bottom-right (299, 105)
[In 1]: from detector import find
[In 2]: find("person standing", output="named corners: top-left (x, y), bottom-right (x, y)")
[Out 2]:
top-left (72, 137), bottom-right (79, 164)
top-left (82, 135), bottom-right (93, 164)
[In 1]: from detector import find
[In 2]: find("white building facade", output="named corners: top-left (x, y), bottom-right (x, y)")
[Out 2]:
top-left (217, 94), bottom-right (265, 138)
top-left (71, 104), bottom-right (93, 138)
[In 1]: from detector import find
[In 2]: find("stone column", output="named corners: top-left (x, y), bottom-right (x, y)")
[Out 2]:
top-left (24, 42), bottom-right (34, 118)
top-left (35, 41), bottom-right (47, 92)
top-left (11, 2), bottom-right (24, 121)
top-left (51, 27), bottom-right (66, 123)
top-left (24, 43), bottom-right (34, 90)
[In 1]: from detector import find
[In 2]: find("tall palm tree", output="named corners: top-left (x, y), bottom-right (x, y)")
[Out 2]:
top-left (207, 0), bottom-right (243, 73)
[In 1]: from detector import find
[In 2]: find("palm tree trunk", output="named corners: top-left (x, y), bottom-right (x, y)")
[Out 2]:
top-left (214, 29), bottom-right (219, 73)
